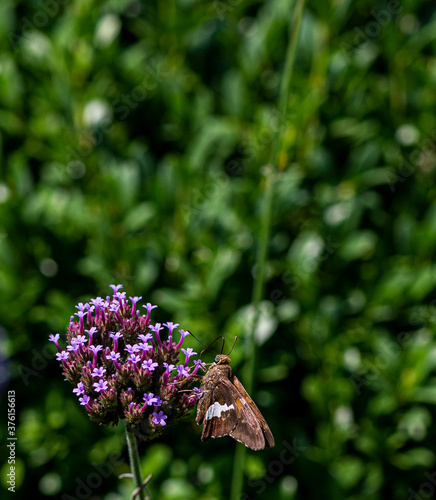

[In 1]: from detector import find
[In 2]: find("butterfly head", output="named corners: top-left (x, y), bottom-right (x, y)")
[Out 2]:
top-left (214, 354), bottom-right (231, 365)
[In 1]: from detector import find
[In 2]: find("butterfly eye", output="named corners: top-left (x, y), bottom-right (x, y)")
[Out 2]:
top-left (214, 355), bottom-right (220, 363)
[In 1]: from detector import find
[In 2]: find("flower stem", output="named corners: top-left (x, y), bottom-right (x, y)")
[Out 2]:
top-left (230, 1), bottom-right (306, 499)
top-left (125, 421), bottom-right (148, 500)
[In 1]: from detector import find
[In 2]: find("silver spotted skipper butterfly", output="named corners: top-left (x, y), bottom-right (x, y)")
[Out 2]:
top-left (196, 354), bottom-right (275, 450)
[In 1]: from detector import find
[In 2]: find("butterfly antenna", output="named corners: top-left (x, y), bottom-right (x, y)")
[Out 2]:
top-left (200, 336), bottom-right (223, 356)
top-left (187, 330), bottom-right (206, 347)
top-left (227, 336), bottom-right (238, 356)
top-left (185, 331), bottom-right (215, 356)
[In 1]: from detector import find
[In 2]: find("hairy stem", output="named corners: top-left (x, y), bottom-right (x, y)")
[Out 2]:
top-left (125, 422), bottom-right (148, 500)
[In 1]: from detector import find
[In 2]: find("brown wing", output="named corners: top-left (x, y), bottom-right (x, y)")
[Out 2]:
top-left (196, 382), bottom-right (211, 426)
top-left (232, 375), bottom-right (275, 449)
top-left (198, 377), bottom-right (238, 441)
top-left (198, 377), bottom-right (268, 450)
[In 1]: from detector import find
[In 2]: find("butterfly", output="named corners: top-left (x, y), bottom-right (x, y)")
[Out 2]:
top-left (196, 354), bottom-right (275, 450)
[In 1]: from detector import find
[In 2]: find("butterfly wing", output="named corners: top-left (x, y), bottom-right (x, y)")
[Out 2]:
top-left (198, 377), bottom-right (238, 441)
top-left (199, 376), bottom-right (268, 450)
top-left (232, 375), bottom-right (275, 449)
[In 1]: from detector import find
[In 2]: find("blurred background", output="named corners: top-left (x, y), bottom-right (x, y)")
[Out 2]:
top-left (1, 0), bottom-right (436, 499)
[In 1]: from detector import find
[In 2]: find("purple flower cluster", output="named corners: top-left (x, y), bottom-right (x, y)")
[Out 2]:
top-left (49, 285), bottom-right (204, 441)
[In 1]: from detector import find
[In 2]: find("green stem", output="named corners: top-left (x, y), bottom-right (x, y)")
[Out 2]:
top-left (270, 0), bottom-right (306, 169)
top-left (125, 422), bottom-right (147, 500)
top-left (230, 1), bottom-right (306, 499)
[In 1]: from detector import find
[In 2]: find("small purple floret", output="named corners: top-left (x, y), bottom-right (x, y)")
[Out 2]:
top-left (93, 379), bottom-right (109, 393)
top-left (152, 411), bottom-right (167, 427)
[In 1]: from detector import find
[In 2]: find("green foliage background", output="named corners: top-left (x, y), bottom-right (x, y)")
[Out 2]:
top-left (1, 0), bottom-right (436, 499)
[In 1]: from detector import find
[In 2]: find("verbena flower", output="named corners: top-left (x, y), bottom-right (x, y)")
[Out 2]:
top-left (50, 285), bottom-right (204, 441)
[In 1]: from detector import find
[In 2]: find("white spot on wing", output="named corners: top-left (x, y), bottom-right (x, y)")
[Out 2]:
top-left (205, 402), bottom-right (235, 420)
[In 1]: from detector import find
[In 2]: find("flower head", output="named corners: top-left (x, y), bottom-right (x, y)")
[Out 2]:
top-left (53, 284), bottom-right (203, 441)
